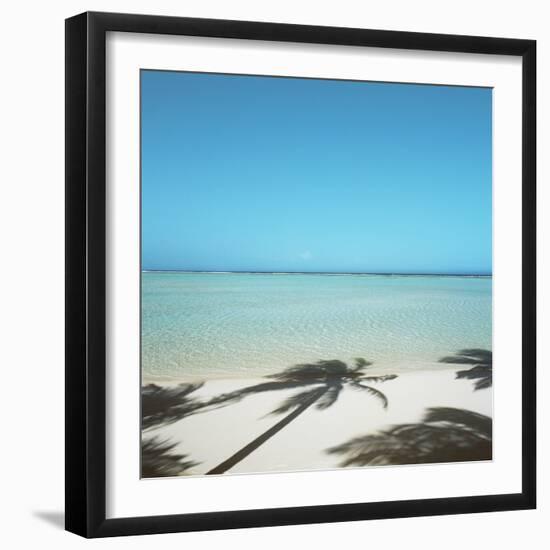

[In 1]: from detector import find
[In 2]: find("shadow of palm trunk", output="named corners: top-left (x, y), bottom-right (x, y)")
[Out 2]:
top-left (207, 386), bottom-right (328, 474)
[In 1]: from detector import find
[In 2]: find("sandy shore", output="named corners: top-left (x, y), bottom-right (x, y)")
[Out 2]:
top-left (143, 365), bottom-right (492, 476)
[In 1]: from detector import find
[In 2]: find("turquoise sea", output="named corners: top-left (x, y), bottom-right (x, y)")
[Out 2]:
top-left (141, 272), bottom-right (492, 379)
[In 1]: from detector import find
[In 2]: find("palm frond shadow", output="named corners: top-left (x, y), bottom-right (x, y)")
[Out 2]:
top-left (439, 348), bottom-right (492, 390)
top-left (141, 436), bottom-right (199, 478)
top-left (327, 407), bottom-right (492, 466)
top-left (141, 382), bottom-right (205, 430)
top-left (210, 358), bottom-right (397, 414)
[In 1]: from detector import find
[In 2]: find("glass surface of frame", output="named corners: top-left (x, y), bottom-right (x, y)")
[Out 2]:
top-left (65, 11), bottom-right (536, 538)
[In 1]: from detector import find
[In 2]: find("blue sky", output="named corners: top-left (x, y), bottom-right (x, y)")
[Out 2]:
top-left (141, 70), bottom-right (492, 274)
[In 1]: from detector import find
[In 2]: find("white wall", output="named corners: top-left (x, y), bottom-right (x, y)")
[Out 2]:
top-left (0, 1), bottom-right (546, 548)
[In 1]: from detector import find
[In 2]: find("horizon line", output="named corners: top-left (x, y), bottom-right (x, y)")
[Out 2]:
top-left (141, 269), bottom-right (492, 277)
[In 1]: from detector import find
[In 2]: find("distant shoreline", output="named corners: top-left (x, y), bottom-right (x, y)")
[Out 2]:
top-left (141, 270), bottom-right (492, 278)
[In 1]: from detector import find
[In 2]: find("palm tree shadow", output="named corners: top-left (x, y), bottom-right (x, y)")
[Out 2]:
top-left (140, 359), bottom-right (399, 476)
top-left (327, 407), bottom-right (492, 466)
top-left (439, 348), bottom-right (492, 390)
top-left (206, 358), bottom-right (398, 474)
top-left (141, 436), bottom-right (199, 478)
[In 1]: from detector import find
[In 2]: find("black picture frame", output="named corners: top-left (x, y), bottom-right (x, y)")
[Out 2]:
top-left (65, 11), bottom-right (536, 538)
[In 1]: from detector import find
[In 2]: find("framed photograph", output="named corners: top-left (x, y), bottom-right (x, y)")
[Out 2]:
top-left (65, 11), bottom-right (536, 538)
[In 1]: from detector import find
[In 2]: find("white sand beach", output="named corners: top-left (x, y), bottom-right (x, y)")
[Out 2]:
top-left (142, 363), bottom-right (492, 477)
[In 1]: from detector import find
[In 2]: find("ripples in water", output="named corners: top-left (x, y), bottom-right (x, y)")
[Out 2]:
top-left (141, 273), bottom-right (492, 378)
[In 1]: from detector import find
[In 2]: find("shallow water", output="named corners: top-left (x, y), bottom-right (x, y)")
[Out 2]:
top-left (141, 272), bottom-right (492, 379)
